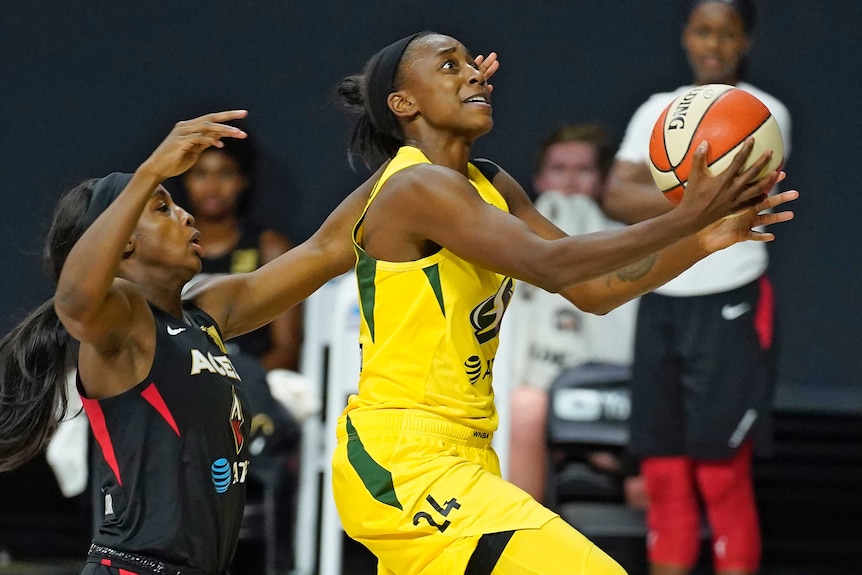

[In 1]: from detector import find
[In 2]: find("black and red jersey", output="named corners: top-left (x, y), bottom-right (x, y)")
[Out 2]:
top-left (79, 303), bottom-right (251, 574)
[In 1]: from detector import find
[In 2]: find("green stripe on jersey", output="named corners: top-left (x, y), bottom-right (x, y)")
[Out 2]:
top-left (356, 252), bottom-right (377, 342)
top-left (423, 263), bottom-right (446, 317)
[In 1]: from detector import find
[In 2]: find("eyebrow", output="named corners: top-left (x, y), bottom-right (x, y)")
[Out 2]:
top-left (152, 188), bottom-right (172, 202)
top-left (434, 46), bottom-right (459, 57)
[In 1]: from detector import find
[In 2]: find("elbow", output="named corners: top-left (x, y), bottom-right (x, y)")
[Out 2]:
top-left (573, 296), bottom-right (615, 317)
top-left (559, 287), bottom-right (619, 317)
top-left (523, 266), bottom-right (569, 295)
top-left (52, 292), bottom-right (92, 341)
top-left (585, 302), bottom-right (615, 316)
top-left (53, 289), bottom-right (87, 325)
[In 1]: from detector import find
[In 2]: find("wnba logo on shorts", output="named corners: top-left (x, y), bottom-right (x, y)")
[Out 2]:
top-left (211, 458), bottom-right (232, 493)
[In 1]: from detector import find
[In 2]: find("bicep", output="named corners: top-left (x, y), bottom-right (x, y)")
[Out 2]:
top-left (401, 170), bottom-right (562, 286)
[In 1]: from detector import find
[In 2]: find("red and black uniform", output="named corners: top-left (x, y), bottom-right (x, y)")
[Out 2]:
top-left (80, 304), bottom-right (251, 575)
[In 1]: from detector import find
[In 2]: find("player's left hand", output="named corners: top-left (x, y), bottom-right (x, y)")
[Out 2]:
top-left (698, 178), bottom-right (798, 252)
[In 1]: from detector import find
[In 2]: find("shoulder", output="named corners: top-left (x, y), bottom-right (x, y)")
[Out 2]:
top-left (471, 157), bottom-right (532, 213)
top-left (387, 162), bottom-right (471, 192)
top-left (622, 86), bottom-right (691, 136)
top-left (470, 158), bottom-right (501, 182)
top-left (470, 157), bottom-right (522, 194)
top-left (182, 301), bottom-right (222, 332)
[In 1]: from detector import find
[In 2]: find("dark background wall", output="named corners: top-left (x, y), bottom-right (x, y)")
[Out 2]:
top-left (1, 1), bottom-right (860, 395)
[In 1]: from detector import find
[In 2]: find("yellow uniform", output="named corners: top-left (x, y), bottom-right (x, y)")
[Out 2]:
top-left (332, 146), bottom-right (626, 575)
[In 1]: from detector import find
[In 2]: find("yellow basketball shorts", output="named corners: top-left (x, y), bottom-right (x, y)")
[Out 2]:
top-left (332, 409), bottom-right (627, 574)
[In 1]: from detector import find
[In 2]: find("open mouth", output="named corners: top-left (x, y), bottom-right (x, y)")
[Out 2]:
top-left (464, 94), bottom-right (490, 105)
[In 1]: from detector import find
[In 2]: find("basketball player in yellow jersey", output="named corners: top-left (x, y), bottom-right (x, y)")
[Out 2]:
top-left (331, 31), bottom-right (797, 574)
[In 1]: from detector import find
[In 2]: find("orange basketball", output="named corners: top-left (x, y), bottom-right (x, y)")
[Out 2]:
top-left (649, 84), bottom-right (784, 205)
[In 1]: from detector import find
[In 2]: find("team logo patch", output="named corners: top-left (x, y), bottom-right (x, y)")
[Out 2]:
top-left (469, 277), bottom-right (514, 344)
top-left (229, 386), bottom-right (245, 454)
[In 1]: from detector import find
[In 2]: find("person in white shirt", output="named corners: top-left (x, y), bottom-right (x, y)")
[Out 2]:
top-left (603, 2), bottom-right (792, 574)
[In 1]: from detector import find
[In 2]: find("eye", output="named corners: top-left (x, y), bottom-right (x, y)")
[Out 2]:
top-left (441, 59), bottom-right (457, 70)
top-left (156, 202), bottom-right (170, 213)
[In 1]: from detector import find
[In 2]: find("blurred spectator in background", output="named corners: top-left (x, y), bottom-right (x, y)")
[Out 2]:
top-left (507, 123), bottom-right (638, 503)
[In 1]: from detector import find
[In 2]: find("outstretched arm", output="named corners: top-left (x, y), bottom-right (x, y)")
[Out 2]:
top-left (505, 164), bottom-right (796, 314)
top-left (188, 165), bottom-right (384, 341)
top-left (376, 139), bottom-right (778, 298)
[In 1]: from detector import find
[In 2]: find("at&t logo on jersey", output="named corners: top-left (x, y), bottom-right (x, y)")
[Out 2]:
top-left (463, 355), bottom-right (495, 385)
top-left (464, 355), bottom-right (482, 384)
top-left (210, 457), bottom-right (250, 493)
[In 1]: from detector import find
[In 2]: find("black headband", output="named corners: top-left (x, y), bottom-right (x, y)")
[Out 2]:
top-left (366, 31), bottom-right (432, 141)
top-left (85, 172), bottom-right (134, 224)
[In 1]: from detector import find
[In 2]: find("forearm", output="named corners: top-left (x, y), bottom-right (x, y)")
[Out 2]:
top-left (55, 169), bottom-right (161, 318)
top-left (530, 208), bottom-right (700, 294)
top-left (561, 233), bottom-right (708, 315)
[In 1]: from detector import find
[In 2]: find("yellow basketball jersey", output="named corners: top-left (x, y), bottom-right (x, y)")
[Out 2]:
top-left (345, 146), bottom-right (515, 434)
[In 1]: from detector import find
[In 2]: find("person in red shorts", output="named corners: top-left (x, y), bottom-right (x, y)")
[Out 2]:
top-left (603, 1), bottom-right (792, 573)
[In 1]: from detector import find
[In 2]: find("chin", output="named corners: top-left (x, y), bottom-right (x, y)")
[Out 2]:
top-left (471, 118), bottom-right (494, 139)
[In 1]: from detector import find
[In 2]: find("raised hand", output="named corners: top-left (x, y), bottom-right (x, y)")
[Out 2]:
top-left (475, 52), bottom-right (499, 92)
top-left (698, 185), bottom-right (799, 253)
top-left (140, 110), bottom-right (248, 181)
top-left (676, 138), bottom-right (778, 233)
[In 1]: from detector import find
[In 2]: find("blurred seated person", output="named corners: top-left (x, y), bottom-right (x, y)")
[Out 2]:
top-left (178, 130), bottom-right (303, 373)
top-left (506, 123), bottom-right (640, 504)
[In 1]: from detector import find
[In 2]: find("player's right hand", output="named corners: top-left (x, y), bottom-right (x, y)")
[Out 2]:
top-left (139, 110), bottom-right (248, 181)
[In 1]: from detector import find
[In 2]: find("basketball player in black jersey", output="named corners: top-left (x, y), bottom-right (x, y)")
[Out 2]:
top-left (0, 109), bottom-right (379, 574)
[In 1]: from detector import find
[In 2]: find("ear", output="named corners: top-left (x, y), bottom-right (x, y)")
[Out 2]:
top-left (122, 238), bottom-right (135, 259)
top-left (388, 90), bottom-right (418, 120)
